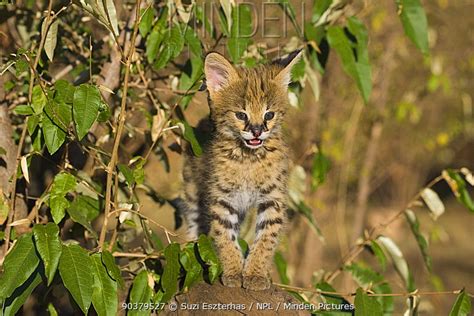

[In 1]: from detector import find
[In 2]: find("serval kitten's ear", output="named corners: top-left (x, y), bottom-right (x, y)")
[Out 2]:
top-left (204, 52), bottom-right (238, 95)
top-left (274, 49), bottom-right (303, 88)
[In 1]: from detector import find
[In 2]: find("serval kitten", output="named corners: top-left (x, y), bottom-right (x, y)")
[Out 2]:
top-left (180, 51), bottom-right (301, 291)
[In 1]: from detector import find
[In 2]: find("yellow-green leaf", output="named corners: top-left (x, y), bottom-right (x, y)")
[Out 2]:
top-left (58, 244), bottom-right (93, 314)
top-left (33, 223), bottom-right (62, 285)
top-left (91, 254), bottom-right (118, 316)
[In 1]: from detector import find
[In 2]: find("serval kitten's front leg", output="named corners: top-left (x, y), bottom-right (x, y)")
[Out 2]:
top-left (209, 200), bottom-right (244, 287)
top-left (243, 200), bottom-right (286, 290)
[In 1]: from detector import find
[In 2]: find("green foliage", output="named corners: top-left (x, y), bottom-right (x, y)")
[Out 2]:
top-left (327, 17), bottom-right (372, 103)
top-left (49, 172), bottom-right (76, 224)
top-left (91, 254), bottom-right (118, 316)
top-left (396, 0), bottom-right (429, 54)
top-left (404, 209), bottom-right (432, 271)
top-left (0, 234), bottom-right (40, 302)
top-left (129, 270), bottom-right (153, 316)
top-left (73, 84), bottom-right (102, 141)
top-left (197, 234), bottom-right (221, 283)
top-left (227, 4), bottom-right (253, 63)
top-left (32, 223), bottom-right (62, 285)
top-left (311, 150), bottom-right (330, 191)
top-left (446, 170), bottom-right (474, 212)
top-left (354, 288), bottom-right (383, 316)
top-left (180, 243), bottom-right (203, 290)
top-left (58, 244), bottom-right (94, 314)
top-left (449, 289), bottom-right (472, 316)
top-left (160, 243), bottom-right (181, 303)
top-left (274, 251), bottom-right (290, 285)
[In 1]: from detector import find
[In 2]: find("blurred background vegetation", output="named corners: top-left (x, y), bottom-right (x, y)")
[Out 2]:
top-left (0, 0), bottom-right (473, 314)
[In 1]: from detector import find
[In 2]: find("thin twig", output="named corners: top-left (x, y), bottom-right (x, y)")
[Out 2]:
top-left (98, 0), bottom-right (142, 250)
top-left (107, 209), bottom-right (183, 239)
top-left (112, 251), bottom-right (163, 259)
top-left (274, 283), bottom-right (471, 298)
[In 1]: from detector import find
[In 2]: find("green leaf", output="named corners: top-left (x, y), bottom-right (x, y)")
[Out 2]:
top-left (196, 5), bottom-right (214, 38)
top-left (197, 234), bottom-right (221, 283)
top-left (43, 19), bottom-right (59, 62)
top-left (369, 240), bottom-right (387, 271)
top-left (67, 195), bottom-right (99, 237)
top-left (59, 244), bottom-right (93, 314)
top-left (27, 114), bottom-right (40, 135)
top-left (354, 288), bottom-right (383, 316)
top-left (139, 7), bottom-right (154, 38)
top-left (54, 80), bottom-right (75, 104)
top-left (345, 263), bottom-right (384, 285)
top-left (312, 0), bottom-right (332, 23)
top-left (32, 85), bottom-right (47, 114)
top-left (311, 151), bottom-right (330, 191)
top-left (73, 84), bottom-right (101, 140)
top-left (91, 254), bottom-right (118, 316)
top-left (227, 4), bottom-right (253, 62)
top-left (274, 251), bottom-right (290, 285)
top-left (44, 99), bottom-right (72, 131)
top-left (296, 201), bottom-right (324, 241)
top-left (15, 58), bottom-right (29, 76)
top-left (101, 250), bottom-right (124, 289)
top-left (182, 121), bottom-right (202, 156)
top-left (42, 113), bottom-right (66, 154)
top-left (179, 243), bottom-right (202, 291)
top-left (14, 105), bottom-right (34, 115)
top-left (168, 24), bottom-right (185, 59)
top-left (33, 223), bottom-right (62, 285)
top-left (446, 170), bottom-right (474, 212)
top-left (0, 233), bottom-right (40, 301)
top-left (2, 270), bottom-right (42, 316)
top-left (161, 243), bottom-right (180, 303)
top-left (275, 0), bottom-right (301, 37)
top-left (0, 146), bottom-right (6, 155)
top-left (449, 289), bottom-right (471, 316)
top-left (345, 263), bottom-right (393, 313)
top-left (404, 209), bottom-right (432, 271)
top-left (97, 102), bottom-right (111, 122)
top-left (315, 282), bottom-right (352, 314)
top-left (327, 18), bottom-right (372, 104)
top-left (118, 164), bottom-right (135, 187)
top-left (146, 29), bottom-right (164, 64)
top-left (68, 194), bottom-right (100, 222)
top-left (153, 46), bottom-right (172, 70)
top-left (49, 196), bottom-right (69, 224)
top-left (49, 172), bottom-right (76, 223)
top-left (185, 27), bottom-right (203, 58)
top-left (396, 0), bottom-right (429, 54)
top-left (129, 270), bottom-right (153, 316)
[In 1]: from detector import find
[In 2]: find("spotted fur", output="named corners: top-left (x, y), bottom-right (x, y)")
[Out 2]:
top-left (180, 51), bottom-right (301, 291)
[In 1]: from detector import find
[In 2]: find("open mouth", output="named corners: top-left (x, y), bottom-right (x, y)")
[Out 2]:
top-left (244, 138), bottom-right (263, 148)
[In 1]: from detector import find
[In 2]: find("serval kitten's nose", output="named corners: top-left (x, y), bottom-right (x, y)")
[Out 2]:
top-left (250, 125), bottom-right (263, 137)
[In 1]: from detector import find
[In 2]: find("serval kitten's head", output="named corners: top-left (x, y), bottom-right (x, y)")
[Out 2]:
top-left (204, 51), bottom-right (302, 150)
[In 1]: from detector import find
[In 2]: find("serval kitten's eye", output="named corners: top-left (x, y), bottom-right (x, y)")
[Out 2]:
top-left (235, 112), bottom-right (248, 121)
top-left (264, 111), bottom-right (275, 121)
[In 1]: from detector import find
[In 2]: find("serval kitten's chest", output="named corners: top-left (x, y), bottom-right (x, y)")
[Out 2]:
top-left (211, 150), bottom-right (287, 212)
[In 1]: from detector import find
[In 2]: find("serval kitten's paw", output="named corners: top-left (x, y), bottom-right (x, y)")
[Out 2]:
top-left (221, 273), bottom-right (242, 288)
top-left (242, 275), bottom-right (271, 291)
